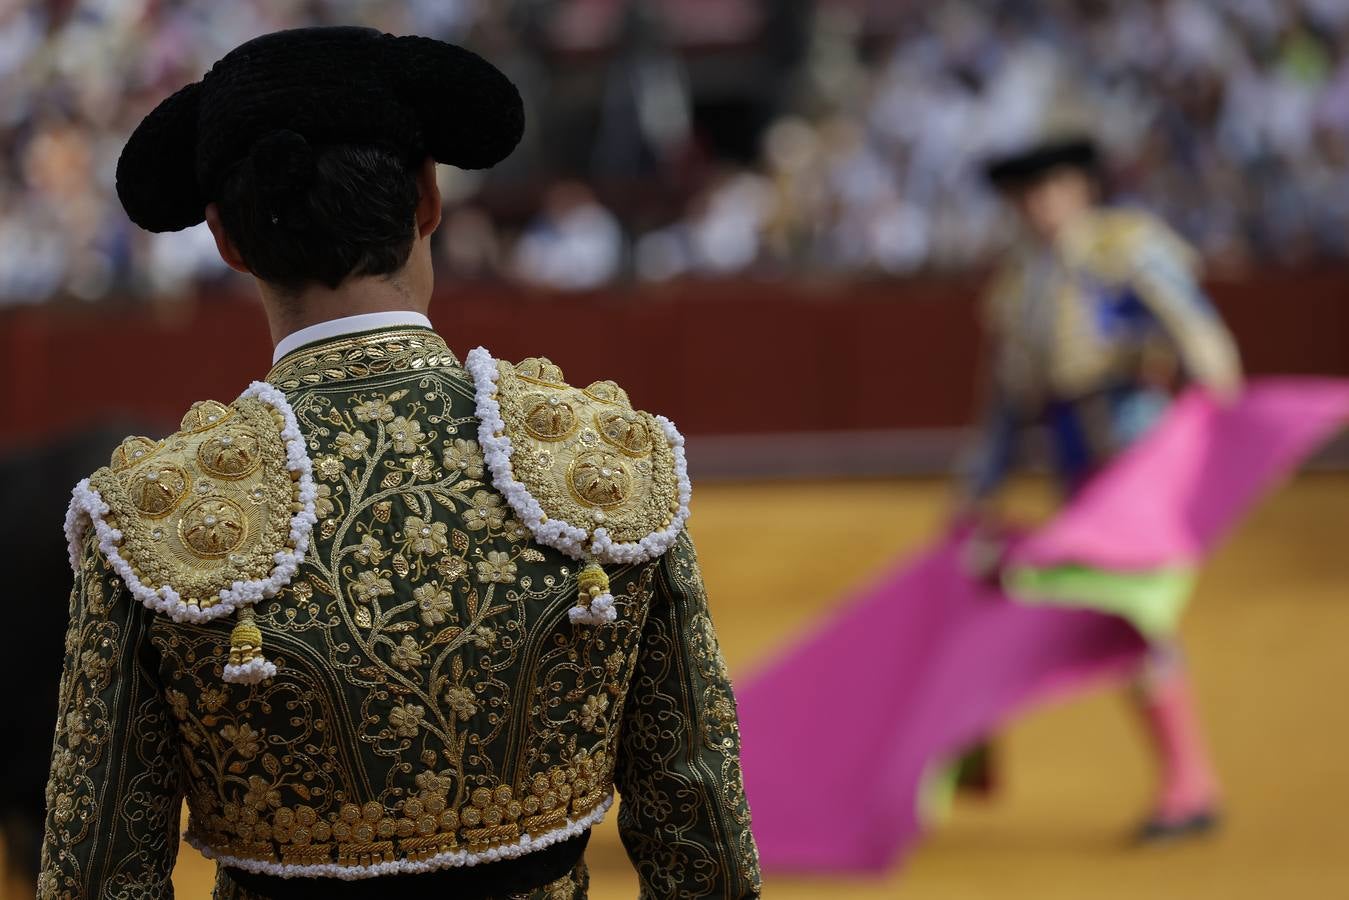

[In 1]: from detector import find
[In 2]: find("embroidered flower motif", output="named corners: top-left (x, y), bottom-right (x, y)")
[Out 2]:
top-left (51, 790), bottom-right (75, 826)
top-left (388, 416), bottom-right (426, 454)
top-left (63, 709), bottom-right (89, 749)
top-left (354, 398), bottom-right (395, 423)
top-left (352, 571), bottom-right (394, 604)
top-left (335, 430), bottom-right (371, 459)
top-left (404, 516), bottom-right (449, 555)
top-left (78, 648), bottom-right (110, 683)
top-left (243, 775), bottom-right (281, 812)
top-left (166, 689), bottom-right (190, 720)
top-left (51, 747), bottom-right (76, 783)
top-left (578, 694), bottom-right (609, 731)
top-left (416, 770), bottom-right (453, 797)
top-left (408, 454), bottom-right (436, 481)
top-left (707, 686), bottom-right (738, 727)
top-left (436, 554), bottom-right (468, 580)
top-left (463, 491), bottom-right (506, 532)
top-left (444, 685), bottom-right (479, 720)
top-left (314, 454), bottom-right (344, 482)
top-left (354, 533), bottom-right (387, 565)
top-left (391, 635), bottom-right (424, 670)
top-left (543, 873), bottom-right (576, 900)
top-left (221, 723), bottom-right (263, 759)
top-left (414, 583), bottom-right (456, 627)
top-left (471, 625), bottom-right (498, 649)
top-left (476, 551), bottom-right (517, 585)
top-left (201, 686), bottom-right (228, 713)
top-left (501, 519), bottom-right (531, 543)
top-left (389, 701), bottom-right (426, 738)
top-left (443, 439), bottom-right (485, 479)
top-left (314, 483), bottom-right (335, 518)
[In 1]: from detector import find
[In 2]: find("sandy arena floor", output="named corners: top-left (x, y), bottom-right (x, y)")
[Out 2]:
top-left (9, 475), bottom-right (1346, 899)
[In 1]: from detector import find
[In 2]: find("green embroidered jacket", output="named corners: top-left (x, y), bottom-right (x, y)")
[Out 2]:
top-left (39, 327), bottom-right (761, 899)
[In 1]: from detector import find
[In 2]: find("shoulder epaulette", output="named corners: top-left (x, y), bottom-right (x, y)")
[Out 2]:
top-left (1064, 209), bottom-right (1198, 282)
top-left (465, 348), bottom-right (690, 624)
top-left (65, 382), bottom-right (317, 683)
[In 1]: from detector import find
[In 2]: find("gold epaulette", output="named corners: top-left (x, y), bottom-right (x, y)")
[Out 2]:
top-left (1062, 209), bottom-right (1198, 282)
top-left (465, 348), bottom-right (691, 623)
top-left (68, 384), bottom-right (318, 681)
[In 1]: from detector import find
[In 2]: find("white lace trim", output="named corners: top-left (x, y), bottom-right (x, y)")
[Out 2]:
top-left (63, 381), bottom-right (317, 625)
top-left (188, 793), bottom-right (612, 881)
top-left (465, 347), bottom-right (691, 566)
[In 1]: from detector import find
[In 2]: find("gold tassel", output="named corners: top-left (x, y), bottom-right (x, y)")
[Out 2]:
top-left (222, 606), bottom-right (276, 683)
top-left (572, 561), bottom-right (617, 625)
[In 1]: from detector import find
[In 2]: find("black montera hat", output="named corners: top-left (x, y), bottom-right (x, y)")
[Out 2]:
top-left (984, 136), bottom-right (1099, 191)
top-left (116, 27), bottom-right (524, 233)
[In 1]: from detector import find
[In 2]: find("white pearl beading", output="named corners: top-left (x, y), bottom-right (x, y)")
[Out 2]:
top-left (64, 381), bottom-right (317, 626)
top-left (186, 793), bottom-right (613, 881)
top-left (465, 348), bottom-right (692, 567)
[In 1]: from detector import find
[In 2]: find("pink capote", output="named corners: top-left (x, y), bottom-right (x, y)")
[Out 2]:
top-left (737, 378), bottom-right (1349, 873)
top-left (1012, 378), bottom-right (1349, 571)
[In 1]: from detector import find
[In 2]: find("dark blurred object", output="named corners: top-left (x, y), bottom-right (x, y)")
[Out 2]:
top-left (116, 27), bottom-right (524, 233)
top-left (0, 424), bottom-right (148, 887)
top-left (984, 137), bottom-right (1099, 191)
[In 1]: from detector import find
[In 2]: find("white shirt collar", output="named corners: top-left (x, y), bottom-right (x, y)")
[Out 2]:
top-left (272, 311), bottom-right (433, 364)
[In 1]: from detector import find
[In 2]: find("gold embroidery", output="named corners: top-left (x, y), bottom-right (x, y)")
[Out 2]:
top-left (110, 434), bottom-right (161, 471)
top-left (523, 395), bottom-right (579, 441)
top-left (987, 209), bottom-right (1213, 403)
top-left (197, 427), bottom-right (263, 479)
top-left (581, 380), bottom-right (628, 406)
top-left (46, 332), bottom-right (758, 893)
top-left (596, 409), bottom-right (653, 456)
top-left (514, 357), bottom-right (566, 385)
top-left (126, 463), bottom-right (189, 517)
top-left (179, 497), bottom-right (249, 557)
top-left (267, 328), bottom-right (461, 390)
top-left (568, 449), bottom-right (632, 508)
top-left (492, 357), bottom-right (680, 542)
top-left (181, 399), bottom-right (234, 433)
top-left (39, 537), bottom-right (183, 899)
top-left (87, 396), bottom-right (294, 608)
top-left (133, 366), bottom-right (642, 872)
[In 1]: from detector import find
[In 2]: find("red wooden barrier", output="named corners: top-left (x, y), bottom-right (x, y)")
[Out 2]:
top-left (1, 271), bottom-right (1345, 448)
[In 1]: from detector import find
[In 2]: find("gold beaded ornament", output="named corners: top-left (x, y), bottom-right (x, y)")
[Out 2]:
top-left (75, 391), bottom-right (312, 684)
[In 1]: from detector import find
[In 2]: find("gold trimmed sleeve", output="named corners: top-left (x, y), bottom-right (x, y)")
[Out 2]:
top-left (39, 533), bottom-right (183, 899)
top-left (1112, 218), bottom-right (1242, 399)
top-left (614, 532), bottom-right (761, 899)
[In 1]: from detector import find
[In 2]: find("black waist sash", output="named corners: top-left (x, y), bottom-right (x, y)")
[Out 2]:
top-left (222, 830), bottom-right (589, 899)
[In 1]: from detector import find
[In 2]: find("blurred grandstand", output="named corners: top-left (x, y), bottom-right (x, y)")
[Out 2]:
top-left (4, 0), bottom-right (1349, 305)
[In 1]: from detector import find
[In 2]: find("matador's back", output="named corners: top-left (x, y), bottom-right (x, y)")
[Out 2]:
top-left (43, 325), bottom-right (760, 898)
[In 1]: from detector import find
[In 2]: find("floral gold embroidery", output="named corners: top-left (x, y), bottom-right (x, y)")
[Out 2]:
top-left (45, 329), bottom-right (758, 892)
top-left (77, 393), bottom-right (303, 616)
top-left (180, 498), bottom-right (248, 558)
top-left (470, 352), bottom-right (683, 549)
top-left (126, 463), bottom-right (189, 517)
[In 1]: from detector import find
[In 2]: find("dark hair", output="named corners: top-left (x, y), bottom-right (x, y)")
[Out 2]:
top-left (216, 134), bottom-right (421, 292)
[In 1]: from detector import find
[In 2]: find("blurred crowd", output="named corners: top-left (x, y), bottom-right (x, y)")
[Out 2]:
top-left (4, 0), bottom-right (1349, 303)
